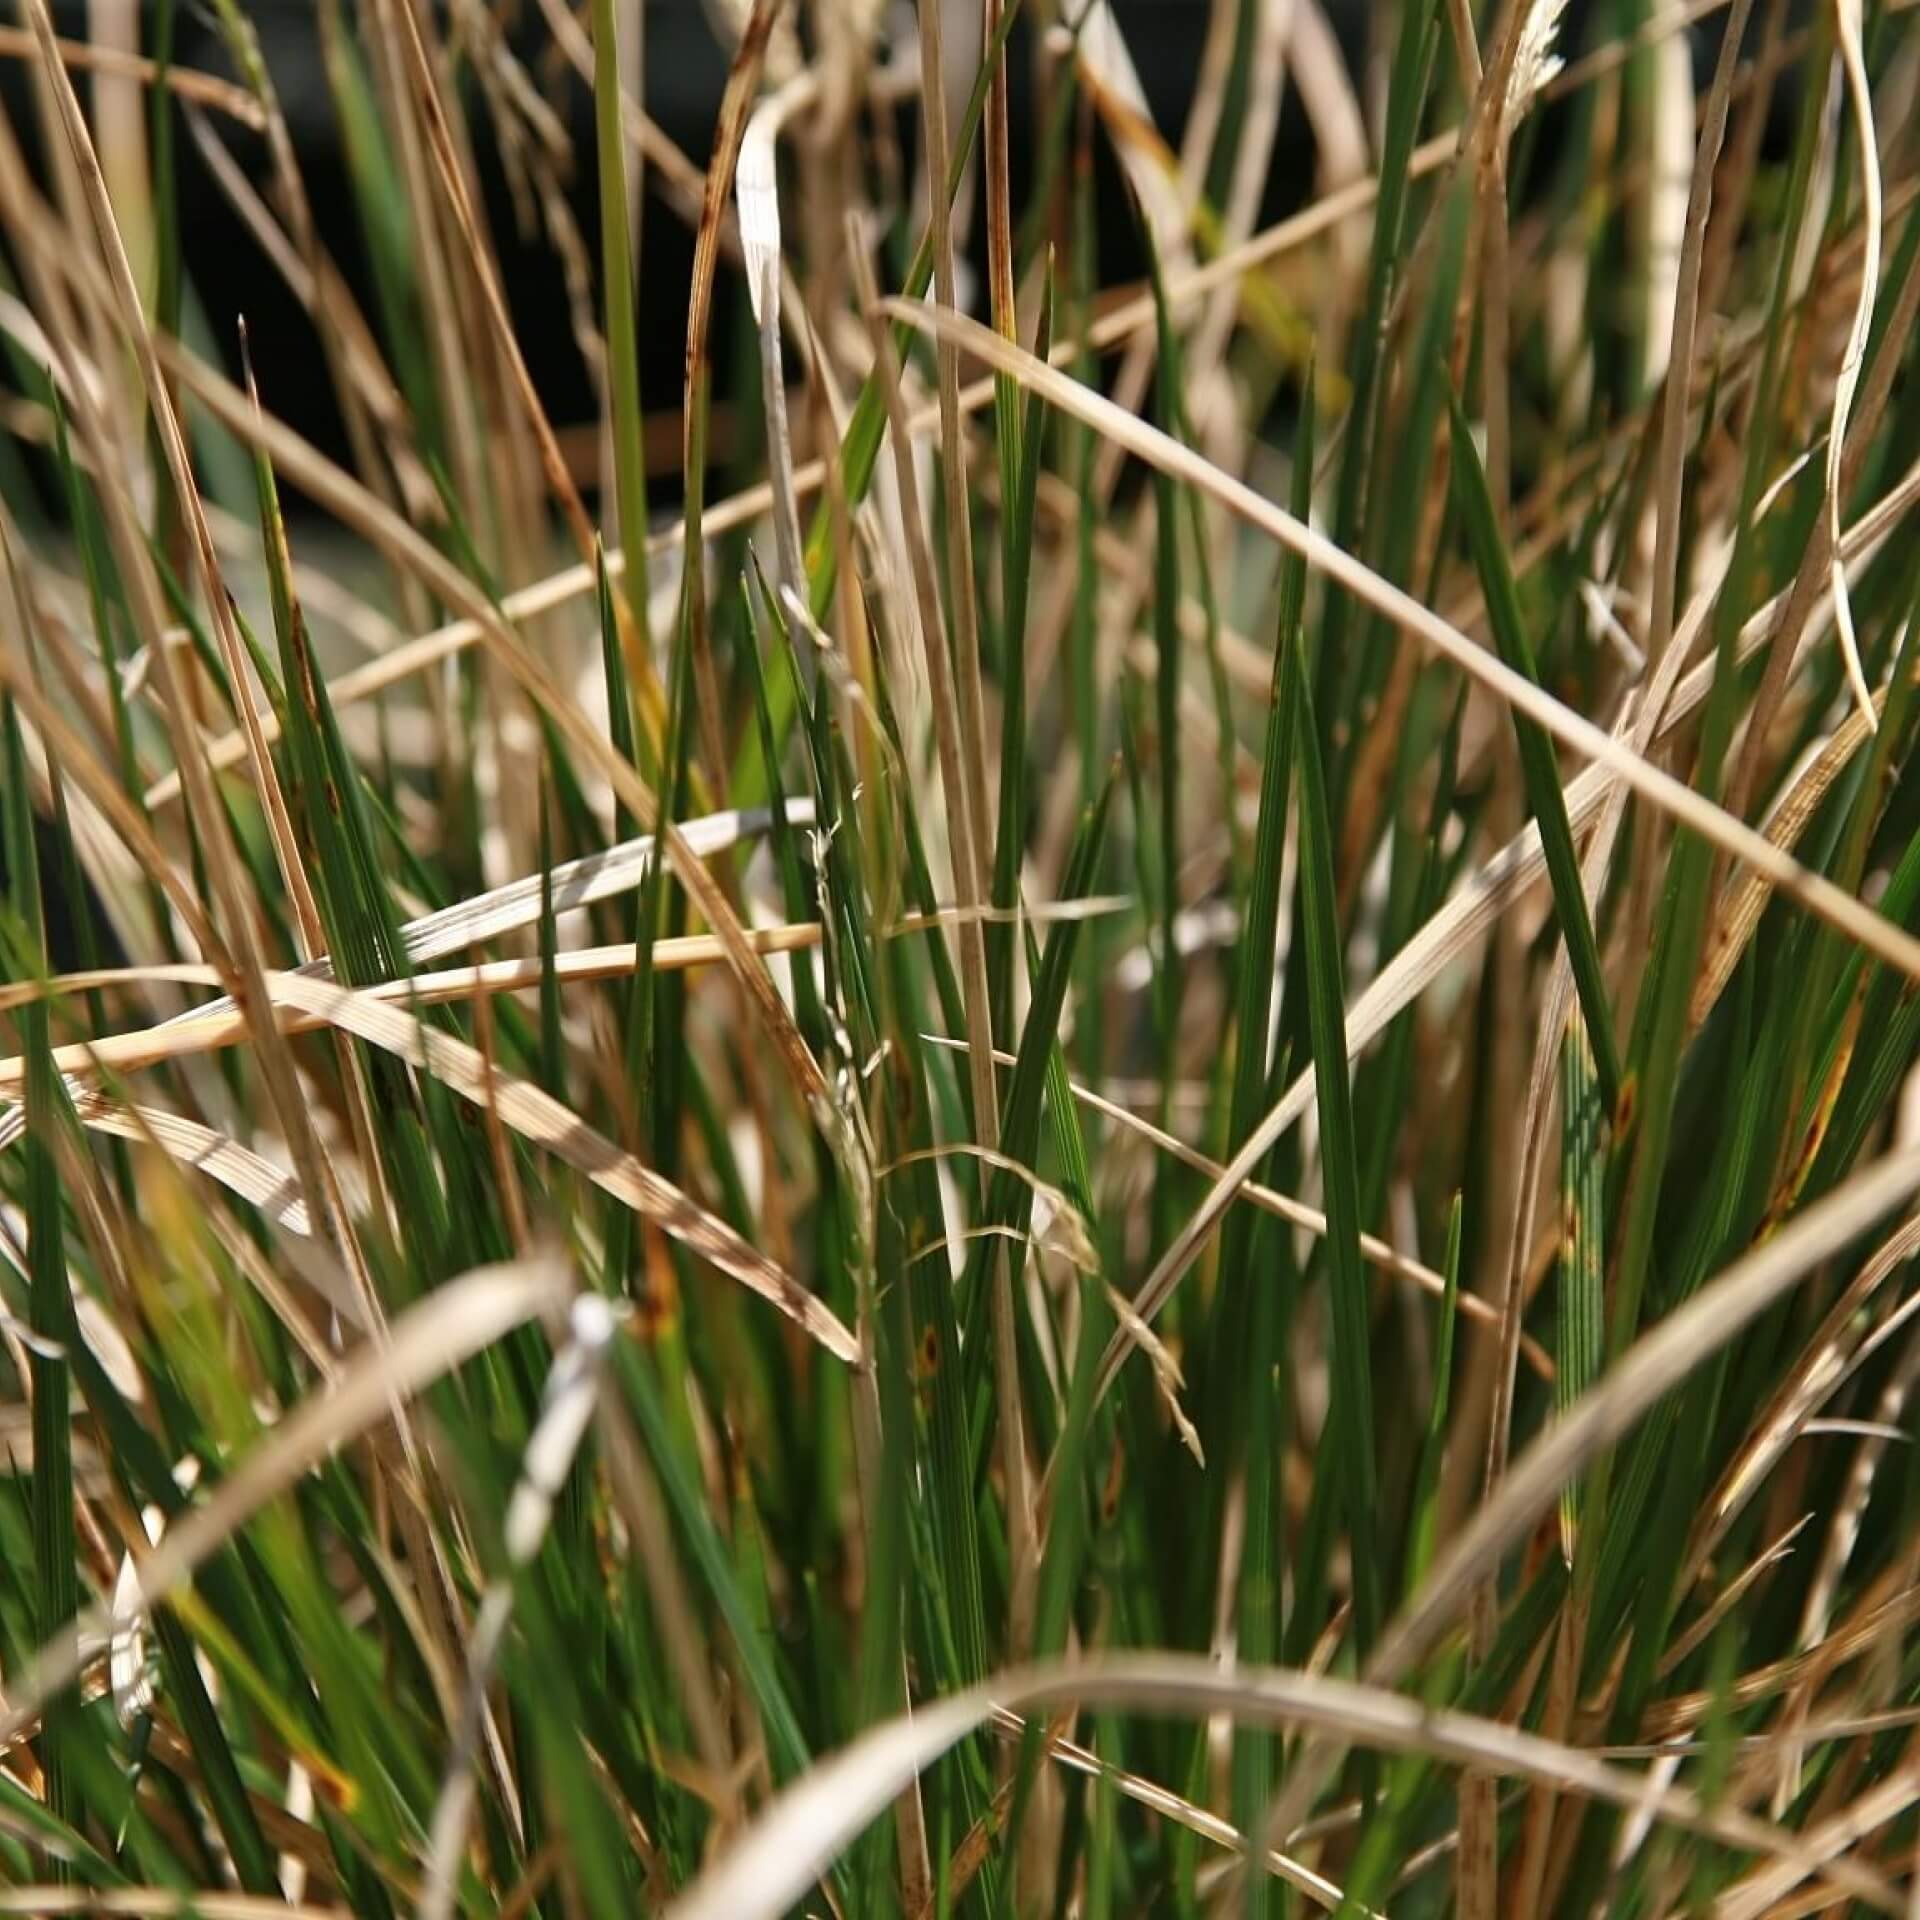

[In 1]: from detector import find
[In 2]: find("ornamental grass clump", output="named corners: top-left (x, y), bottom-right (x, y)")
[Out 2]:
top-left (2, 0), bottom-right (1920, 1913)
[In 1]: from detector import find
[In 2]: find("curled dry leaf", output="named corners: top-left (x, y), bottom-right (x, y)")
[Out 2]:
top-left (261, 972), bottom-right (860, 1363)
top-left (1826, 0), bottom-right (1884, 733)
top-left (1104, 1282), bottom-right (1203, 1466)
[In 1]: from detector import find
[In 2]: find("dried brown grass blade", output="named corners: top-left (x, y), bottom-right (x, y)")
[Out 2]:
top-left (387, 0), bottom-right (626, 596)
top-left (1693, 689), bottom-right (1889, 1030)
top-left (5, 970), bottom-right (851, 1356)
top-left (1826, 0), bottom-right (1884, 732)
top-left (1373, 1142), bottom-right (1920, 1680)
top-left (0, 1896), bottom-right (340, 1919)
top-left (663, 1653), bottom-right (1898, 1920)
top-left (738, 75), bottom-right (810, 601)
top-left (681, 0), bottom-right (782, 789)
top-left (68, 1092), bottom-right (312, 1237)
top-left (16, 0), bottom-right (352, 1268)
top-left (877, 278), bottom-right (1920, 1408)
top-left (921, 1031), bottom-right (1552, 1376)
top-left (1247, 1150), bottom-right (1920, 1863)
top-left (1644, 0), bottom-right (1757, 672)
top-left (981, 1708), bottom-right (1369, 1915)
top-left (852, 243), bottom-right (999, 1150)
top-left (0, 24), bottom-right (267, 126)
top-left (153, 342), bottom-right (833, 1114)
top-left (879, 298), bottom-right (1920, 989)
top-left (161, 971), bottom-right (855, 1361)
top-left (0, 931), bottom-right (819, 1089)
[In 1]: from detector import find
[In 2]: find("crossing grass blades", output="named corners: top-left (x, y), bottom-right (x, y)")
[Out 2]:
top-left (3, 0), bottom-right (1920, 1913)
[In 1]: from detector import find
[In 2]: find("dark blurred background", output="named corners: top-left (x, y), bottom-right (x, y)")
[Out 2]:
top-left (0, 0), bottom-right (1776, 961)
top-left (17, 1), bottom-right (1368, 489)
top-left (7, 2), bottom-right (1769, 504)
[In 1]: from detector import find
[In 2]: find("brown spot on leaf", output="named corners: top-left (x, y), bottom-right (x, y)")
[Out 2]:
top-left (1100, 1435), bottom-right (1126, 1523)
top-left (1612, 1070), bottom-right (1638, 1143)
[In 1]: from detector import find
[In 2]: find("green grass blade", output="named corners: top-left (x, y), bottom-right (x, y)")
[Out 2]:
top-left (1404, 1194), bottom-right (1464, 1602)
top-left (732, 0), bottom-right (1026, 808)
top-left (1446, 389), bottom-right (1624, 1115)
top-left (1212, 387), bottom-right (1316, 1902)
top-left (1291, 624), bottom-right (1382, 1660)
top-left (607, 1339), bottom-right (816, 1787)
top-left (962, 768), bottom-right (1117, 1428)
top-left (1148, 259), bottom-right (1185, 1140)
top-left (1218, 373), bottom-right (1314, 1353)
top-left (988, 272), bottom-right (1053, 1041)
top-left (2, 695), bottom-right (82, 1869)
top-left (1558, 1015), bottom-right (1607, 1560)
top-left (1311, 0), bottom-right (1443, 715)
top-left (589, 0), bottom-right (652, 653)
